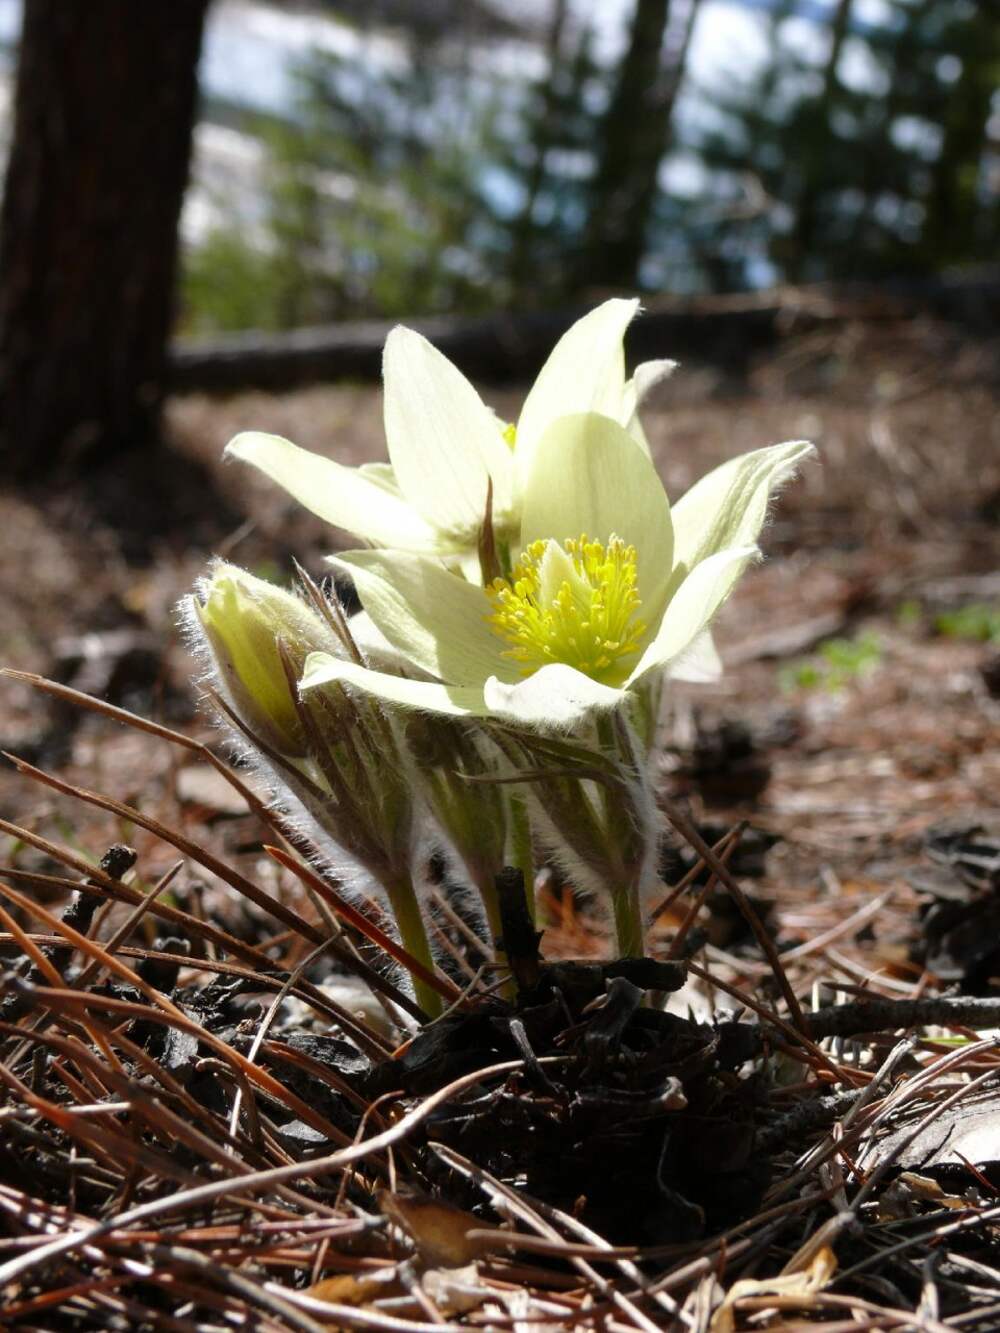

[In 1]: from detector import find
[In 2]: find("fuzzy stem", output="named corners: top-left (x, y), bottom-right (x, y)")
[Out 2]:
top-left (629, 677), bottom-right (661, 759)
top-left (506, 789), bottom-right (535, 923)
top-left (472, 868), bottom-right (515, 1000)
top-left (384, 877), bottom-right (442, 1018)
top-left (474, 869), bottom-right (504, 949)
top-left (597, 709), bottom-right (648, 959)
top-left (611, 881), bottom-right (645, 958)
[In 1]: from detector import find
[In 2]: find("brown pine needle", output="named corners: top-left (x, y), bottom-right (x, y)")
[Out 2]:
top-left (264, 845), bottom-right (462, 1008)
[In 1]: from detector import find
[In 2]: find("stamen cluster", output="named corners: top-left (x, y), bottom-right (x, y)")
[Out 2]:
top-left (487, 533), bottom-right (647, 685)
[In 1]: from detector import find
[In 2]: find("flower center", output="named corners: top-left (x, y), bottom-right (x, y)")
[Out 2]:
top-left (486, 534), bottom-right (647, 685)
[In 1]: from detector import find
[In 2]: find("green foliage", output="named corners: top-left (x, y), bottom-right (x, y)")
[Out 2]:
top-left (181, 0), bottom-right (1000, 327)
top-left (895, 599), bottom-right (923, 629)
top-left (182, 30), bottom-right (515, 331)
top-left (933, 604), bottom-right (1000, 643)
top-left (896, 599), bottom-right (928, 629)
top-left (501, 17), bottom-right (612, 305)
top-left (682, 0), bottom-right (1000, 287)
top-left (182, 231), bottom-right (288, 336)
top-left (779, 631), bottom-right (883, 693)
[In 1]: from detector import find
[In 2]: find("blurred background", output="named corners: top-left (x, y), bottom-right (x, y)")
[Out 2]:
top-left (0, 0), bottom-right (996, 482)
top-left (174, 0), bottom-right (999, 327)
top-left (1, 0), bottom-right (998, 910)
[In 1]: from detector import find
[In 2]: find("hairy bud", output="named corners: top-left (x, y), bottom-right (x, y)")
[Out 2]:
top-left (194, 562), bottom-right (340, 758)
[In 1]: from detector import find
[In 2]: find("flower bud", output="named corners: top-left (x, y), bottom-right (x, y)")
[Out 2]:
top-left (194, 562), bottom-right (340, 758)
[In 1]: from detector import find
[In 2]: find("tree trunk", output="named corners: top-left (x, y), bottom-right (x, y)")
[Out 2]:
top-left (579, 0), bottom-right (680, 290)
top-left (785, 0), bottom-right (852, 282)
top-left (0, 0), bottom-right (209, 479)
top-left (921, 6), bottom-right (1000, 267)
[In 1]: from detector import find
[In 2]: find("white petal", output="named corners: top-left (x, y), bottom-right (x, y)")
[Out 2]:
top-left (671, 440), bottom-right (815, 571)
top-left (456, 551), bottom-right (484, 582)
top-left (622, 359), bottom-right (677, 454)
top-left (627, 359), bottom-right (678, 410)
top-left (357, 461), bottom-right (402, 494)
top-left (383, 326), bottom-right (515, 537)
top-left (520, 413), bottom-right (675, 623)
top-left (303, 653), bottom-right (489, 717)
top-left (331, 550), bottom-right (514, 686)
top-left (515, 299), bottom-right (639, 488)
top-left (628, 546), bottom-right (758, 683)
top-left (484, 664), bottom-right (623, 729)
top-left (347, 610), bottom-right (433, 677)
top-left (225, 432), bottom-right (441, 550)
top-left (666, 629), bottom-right (723, 683)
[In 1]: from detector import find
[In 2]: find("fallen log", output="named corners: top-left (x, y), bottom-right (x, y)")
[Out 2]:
top-left (167, 273), bottom-right (1000, 395)
top-left (168, 302), bottom-right (790, 394)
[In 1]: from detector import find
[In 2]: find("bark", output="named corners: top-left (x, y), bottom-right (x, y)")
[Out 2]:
top-left (579, 0), bottom-right (689, 290)
top-left (0, 0), bottom-right (209, 479)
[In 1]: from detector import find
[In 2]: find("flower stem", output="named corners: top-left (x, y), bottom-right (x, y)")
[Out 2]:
top-left (384, 877), bottom-right (442, 1018)
top-left (472, 869), bottom-right (515, 1001)
top-left (598, 708), bottom-right (649, 959)
top-left (506, 789), bottom-right (535, 923)
top-left (611, 882), bottom-right (645, 958)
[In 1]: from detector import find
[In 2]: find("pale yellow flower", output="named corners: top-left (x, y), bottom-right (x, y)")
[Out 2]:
top-left (301, 413), bottom-right (814, 729)
top-left (225, 299), bottom-right (673, 559)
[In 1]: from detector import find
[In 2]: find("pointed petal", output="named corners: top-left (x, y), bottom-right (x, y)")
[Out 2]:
top-left (357, 461), bottom-right (402, 494)
top-left (627, 359), bottom-right (678, 411)
top-left (331, 550), bottom-right (514, 686)
top-left (226, 432), bottom-right (440, 551)
top-left (537, 540), bottom-right (585, 607)
top-left (383, 326), bottom-right (514, 536)
top-left (671, 440), bottom-right (815, 570)
top-left (303, 652), bottom-right (489, 717)
top-left (520, 413), bottom-right (675, 621)
top-left (628, 546), bottom-right (757, 683)
top-left (666, 628), bottom-right (723, 683)
top-left (484, 664), bottom-right (623, 729)
top-left (622, 359), bottom-right (677, 455)
top-left (515, 299), bottom-right (638, 486)
top-left (347, 609), bottom-right (434, 677)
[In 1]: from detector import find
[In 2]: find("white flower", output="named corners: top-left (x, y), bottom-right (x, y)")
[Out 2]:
top-left (224, 299), bottom-right (674, 560)
top-left (301, 413), bottom-right (814, 730)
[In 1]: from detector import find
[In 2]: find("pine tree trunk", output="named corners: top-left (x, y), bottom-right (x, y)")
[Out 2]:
top-left (579, 0), bottom-right (675, 290)
top-left (786, 0), bottom-right (852, 282)
top-left (0, 0), bottom-right (209, 479)
top-left (921, 7), bottom-right (999, 267)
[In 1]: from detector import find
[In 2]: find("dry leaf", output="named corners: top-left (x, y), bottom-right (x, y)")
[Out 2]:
top-left (878, 1170), bottom-right (974, 1220)
top-left (423, 1263), bottom-right (491, 1314)
top-left (378, 1188), bottom-right (485, 1268)
top-left (306, 1267), bottom-right (405, 1309)
top-left (710, 1244), bottom-right (837, 1332)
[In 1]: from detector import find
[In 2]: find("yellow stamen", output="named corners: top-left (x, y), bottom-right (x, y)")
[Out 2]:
top-left (486, 534), bottom-right (646, 685)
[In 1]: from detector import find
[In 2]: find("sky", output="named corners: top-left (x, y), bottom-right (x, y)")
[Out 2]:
top-left (197, 0), bottom-right (779, 118)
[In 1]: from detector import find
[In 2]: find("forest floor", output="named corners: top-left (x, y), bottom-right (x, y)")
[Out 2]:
top-left (4, 312), bottom-right (998, 918)
top-left (1, 310), bottom-right (1000, 1328)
